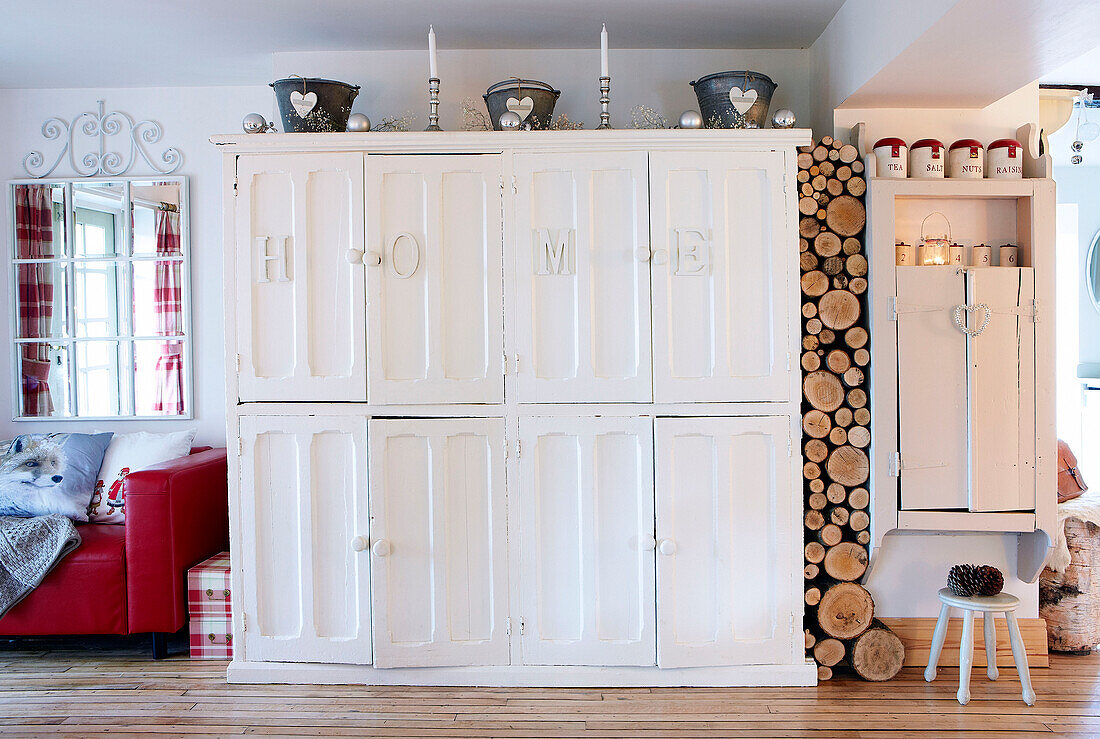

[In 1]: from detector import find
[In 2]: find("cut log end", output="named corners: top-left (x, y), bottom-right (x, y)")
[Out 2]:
top-left (848, 620), bottom-right (905, 682)
top-left (817, 582), bottom-right (875, 639)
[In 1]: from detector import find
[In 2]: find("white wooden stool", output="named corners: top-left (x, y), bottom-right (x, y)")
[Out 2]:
top-left (924, 587), bottom-right (1035, 705)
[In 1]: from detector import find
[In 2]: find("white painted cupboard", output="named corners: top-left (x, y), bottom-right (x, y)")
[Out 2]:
top-left (864, 175), bottom-right (1057, 583)
top-left (216, 130), bottom-right (813, 687)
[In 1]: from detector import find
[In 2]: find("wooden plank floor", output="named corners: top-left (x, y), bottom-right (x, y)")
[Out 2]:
top-left (1, 637), bottom-right (1098, 737)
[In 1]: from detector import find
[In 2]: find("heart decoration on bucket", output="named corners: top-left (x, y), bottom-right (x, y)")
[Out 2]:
top-left (728, 87), bottom-right (758, 115)
top-left (506, 96), bottom-right (535, 122)
top-left (290, 91), bottom-right (318, 119)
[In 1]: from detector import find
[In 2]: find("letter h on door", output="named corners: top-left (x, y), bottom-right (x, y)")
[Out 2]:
top-left (255, 236), bottom-right (290, 283)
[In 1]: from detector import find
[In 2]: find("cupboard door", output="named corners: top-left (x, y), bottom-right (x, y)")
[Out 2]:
top-left (516, 416), bottom-right (656, 666)
top-left (238, 415), bottom-right (371, 664)
top-left (235, 153), bottom-right (366, 402)
top-left (365, 156), bottom-right (504, 404)
top-left (368, 418), bottom-right (509, 667)
top-left (649, 151), bottom-right (789, 402)
top-left (655, 416), bottom-right (793, 667)
top-left (895, 267), bottom-right (969, 510)
top-left (967, 267), bottom-right (1036, 512)
top-left (512, 152), bottom-right (652, 402)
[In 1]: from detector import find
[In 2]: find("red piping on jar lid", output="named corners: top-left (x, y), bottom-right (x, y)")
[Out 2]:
top-left (949, 139), bottom-right (983, 150)
top-left (988, 138), bottom-right (1021, 155)
top-left (910, 138), bottom-right (945, 150)
top-left (873, 137), bottom-right (906, 149)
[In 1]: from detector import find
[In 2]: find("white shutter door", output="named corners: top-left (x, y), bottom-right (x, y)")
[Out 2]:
top-left (649, 151), bottom-right (789, 402)
top-left (235, 153), bottom-right (366, 402)
top-left (368, 418), bottom-right (509, 667)
top-left (511, 152), bottom-right (652, 402)
top-left (365, 156), bottom-right (504, 404)
top-left (895, 267), bottom-right (969, 510)
top-left (967, 267), bottom-right (1036, 512)
top-left (655, 416), bottom-right (792, 667)
top-left (516, 416), bottom-right (656, 666)
top-left (238, 415), bottom-right (371, 664)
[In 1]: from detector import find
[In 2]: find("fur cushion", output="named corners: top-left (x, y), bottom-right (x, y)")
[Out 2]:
top-left (0, 433), bottom-right (113, 521)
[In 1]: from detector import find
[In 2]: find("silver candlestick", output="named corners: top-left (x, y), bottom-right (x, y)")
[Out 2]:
top-left (597, 76), bottom-right (611, 129)
top-left (425, 77), bottom-right (442, 131)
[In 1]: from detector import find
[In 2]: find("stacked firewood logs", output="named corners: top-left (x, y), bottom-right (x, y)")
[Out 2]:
top-left (799, 136), bottom-right (904, 683)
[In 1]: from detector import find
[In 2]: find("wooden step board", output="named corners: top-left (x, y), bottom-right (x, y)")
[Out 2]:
top-left (880, 617), bottom-right (1048, 668)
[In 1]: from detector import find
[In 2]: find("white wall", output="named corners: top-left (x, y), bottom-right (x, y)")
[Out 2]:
top-left (272, 48), bottom-right (814, 132)
top-left (0, 86), bottom-right (269, 446)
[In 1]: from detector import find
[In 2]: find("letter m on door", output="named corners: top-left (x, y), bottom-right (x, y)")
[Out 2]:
top-left (534, 228), bottom-right (574, 275)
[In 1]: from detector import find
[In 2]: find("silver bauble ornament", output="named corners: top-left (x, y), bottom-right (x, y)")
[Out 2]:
top-left (772, 108), bottom-right (796, 129)
top-left (499, 111), bottom-right (523, 131)
top-left (679, 110), bottom-right (703, 129)
top-left (1072, 154), bottom-right (1084, 165)
top-left (242, 113), bottom-right (268, 134)
top-left (346, 113), bottom-right (371, 133)
top-left (1072, 139), bottom-right (1085, 152)
top-left (677, 108), bottom-right (704, 128)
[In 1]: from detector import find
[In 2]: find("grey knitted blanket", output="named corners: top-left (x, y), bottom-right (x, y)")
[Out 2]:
top-left (0, 515), bottom-right (81, 619)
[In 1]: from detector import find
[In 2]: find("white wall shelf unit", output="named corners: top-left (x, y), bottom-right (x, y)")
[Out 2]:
top-left (216, 129), bottom-right (815, 687)
top-left (865, 174), bottom-right (1056, 585)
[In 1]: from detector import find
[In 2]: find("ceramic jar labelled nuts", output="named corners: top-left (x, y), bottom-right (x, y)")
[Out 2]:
top-left (910, 139), bottom-right (946, 178)
top-left (948, 139), bottom-right (984, 178)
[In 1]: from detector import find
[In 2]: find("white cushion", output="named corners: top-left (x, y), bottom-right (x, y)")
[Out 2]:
top-left (87, 429), bottom-right (196, 523)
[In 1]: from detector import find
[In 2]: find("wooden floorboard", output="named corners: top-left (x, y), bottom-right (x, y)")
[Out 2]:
top-left (0, 637), bottom-right (1097, 737)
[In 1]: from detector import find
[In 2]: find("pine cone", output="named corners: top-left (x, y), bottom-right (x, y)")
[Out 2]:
top-left (975, 565), bottom-right (1005, 596)
top-left (947, 564), bottom-right (981, 597)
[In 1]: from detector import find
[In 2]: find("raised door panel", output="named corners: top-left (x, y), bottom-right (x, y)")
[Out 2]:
top-left (967, 267), bottom-right (1036, 512)
top-left (895, 268), bottom-right (969, 510)
top-left (516, 416), bottom-right (656, 666)
top-left (649, 151), bottom-right (789, 402)
top-left (655, 416), bottom-right (792, 668)
top-left (235, 153), bottom-right (366, 402)
top-left (368, 418), bottom-right (509, 667)
top-left (365, 156), bottom-right (504, 404)
top-left (511, 152), bottom-right (652, 402)
top-left (238, 415), bottom-right (371, 664)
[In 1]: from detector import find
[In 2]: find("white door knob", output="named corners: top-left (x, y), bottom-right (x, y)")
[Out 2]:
top-left (350, 535), bottom-right (368, 552)
top-left (658, 538), bottom-right (677, 556)
top-left (345, 249), bottom-right (364, 265)
top-left (371, 538), bottom-right (392, 557)
top-left (651, 249), bottom-right (669, 266)
top-left (640, 535), bottom-right (657, 551)
top-left (636, 247), bottom-right (652, 262)
top-left (365, 251), bottom-right (382, 266)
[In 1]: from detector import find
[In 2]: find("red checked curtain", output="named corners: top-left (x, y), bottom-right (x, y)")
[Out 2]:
top-left (152, 208), bottom-right (184, 414)
top-left (15, 185), bottom-right (55, 416)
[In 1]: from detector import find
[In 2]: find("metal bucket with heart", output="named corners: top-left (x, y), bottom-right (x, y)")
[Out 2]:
top-left (484, 79), bottom-right (561, 130)
top-left (689, 70), bottom-right (776, 129)
top-left (271, 77), bottom-right (361, 133)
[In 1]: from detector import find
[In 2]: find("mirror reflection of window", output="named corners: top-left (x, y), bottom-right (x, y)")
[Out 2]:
top-left (9, 178), bottom-right (190, 419)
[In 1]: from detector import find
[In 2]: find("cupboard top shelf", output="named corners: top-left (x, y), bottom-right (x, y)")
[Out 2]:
top-left (868, 177), bottom-right (1054, 199)
top-left (210, 128), bottom-right (813, 154)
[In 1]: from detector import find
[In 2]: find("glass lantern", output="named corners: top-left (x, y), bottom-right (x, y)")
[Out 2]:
top-left (918, 211), bottom-right (951, 266)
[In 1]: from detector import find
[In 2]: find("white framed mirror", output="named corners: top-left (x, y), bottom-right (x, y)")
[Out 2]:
top-left (8, 176), bottom-right (192, 419)
top-left (1088, 228), bottom-right (1100, 317)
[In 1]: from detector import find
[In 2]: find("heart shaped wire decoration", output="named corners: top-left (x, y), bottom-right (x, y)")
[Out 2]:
top-left (953, 303), bottom-right (991, 336)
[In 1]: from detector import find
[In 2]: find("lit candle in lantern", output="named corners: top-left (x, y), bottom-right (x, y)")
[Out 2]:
top-left (428, 25), bottom-right (438, 79)
top-left (601, 24), bottom-right (608, 78)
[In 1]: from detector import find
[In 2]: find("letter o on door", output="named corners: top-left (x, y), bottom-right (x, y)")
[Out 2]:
top-left (390, 232), bottom-right (421, 279)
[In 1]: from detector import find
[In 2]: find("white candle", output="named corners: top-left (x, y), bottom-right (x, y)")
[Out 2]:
top-left (428, 25), bottom-right (438, 79)
top-left (600, 24), bottom-right (608, 78)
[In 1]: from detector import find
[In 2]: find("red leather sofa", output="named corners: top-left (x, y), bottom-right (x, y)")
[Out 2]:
top-left (0, 447), bottom-right (229, 658)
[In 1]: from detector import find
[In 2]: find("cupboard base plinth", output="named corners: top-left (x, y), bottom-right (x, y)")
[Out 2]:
top-left (226, 659), bottom-right (819, 687)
